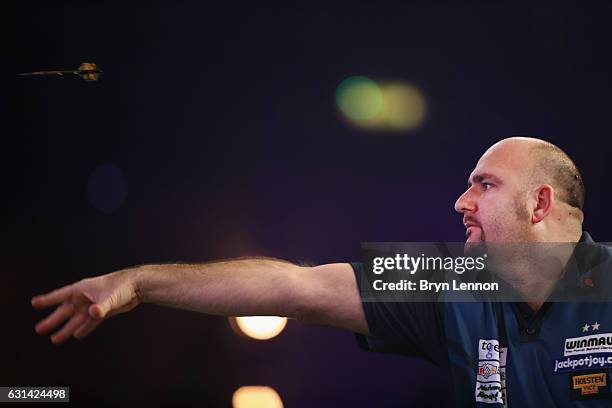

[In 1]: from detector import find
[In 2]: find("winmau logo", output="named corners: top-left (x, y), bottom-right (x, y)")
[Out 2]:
top-left (564, 333), bottom-right (612, 356)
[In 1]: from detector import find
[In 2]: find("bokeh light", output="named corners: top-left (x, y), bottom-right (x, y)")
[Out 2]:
top-left (337, 78), bottom-right (427, 131)
top-left (231, 316), bottom-right (287, 340)
top-left (87, 163), bottom-right (128, 213)
top-left (335, 76), bottom-right (383, 120)
top-left (232, 386), bottom-right (284, 408)
top-left (378, 82), bottom-right (426, 129)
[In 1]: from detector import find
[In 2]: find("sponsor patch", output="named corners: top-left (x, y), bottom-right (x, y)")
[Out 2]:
top-left (479, 339), bottom-right (501, 361)
top-left (475, 381), bottom-right (504, 404)
top-left (564, 332), bottom-right (612, 356)
top-left (475, 339), bottom-right (508, 405)
top-left (478, 362), bottom-right (500, 382)
top-left (499, 347), bottom-right (507, 366)
top-left (553, 353), bottom-right (612, 374)
top-left (569, 370), bottom-right (611, 400)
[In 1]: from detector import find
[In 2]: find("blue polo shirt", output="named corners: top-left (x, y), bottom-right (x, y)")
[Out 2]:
top-left (352, 232), bottom-right (612, 406)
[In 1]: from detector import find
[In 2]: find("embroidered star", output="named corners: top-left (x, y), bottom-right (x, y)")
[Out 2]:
top-left (592, 322), bottom-right (601, 331)
top-left (582, 323), bottom-right (590, 332)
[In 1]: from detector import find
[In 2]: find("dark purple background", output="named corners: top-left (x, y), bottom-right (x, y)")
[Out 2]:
top-left (4, 1), bottom-right (612, 407)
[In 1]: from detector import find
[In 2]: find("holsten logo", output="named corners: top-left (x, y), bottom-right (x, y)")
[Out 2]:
top-left (564, 333), bottom-right (612, 356)
top-left (572, 373), bottom-right (607, 396)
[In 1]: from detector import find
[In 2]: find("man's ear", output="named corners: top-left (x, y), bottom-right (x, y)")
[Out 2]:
top-left (532, 185), bottom-right (554, 223)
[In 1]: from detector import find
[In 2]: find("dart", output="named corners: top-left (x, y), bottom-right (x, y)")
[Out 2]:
top-left (17, 62), bottom-right (102, 82)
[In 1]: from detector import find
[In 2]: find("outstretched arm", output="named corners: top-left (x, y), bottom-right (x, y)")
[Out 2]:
top-left (31, 258), bottom-right (368, 344)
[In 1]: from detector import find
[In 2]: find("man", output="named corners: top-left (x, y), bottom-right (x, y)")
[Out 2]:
top-left (32, 137), bottom-right (612, 406)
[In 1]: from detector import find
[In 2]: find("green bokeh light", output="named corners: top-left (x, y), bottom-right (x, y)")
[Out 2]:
top-left (335, 76), bottom-right (383, 120)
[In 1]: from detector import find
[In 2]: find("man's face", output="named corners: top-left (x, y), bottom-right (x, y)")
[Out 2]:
top-left (454, 142), bottom-right (533, 243)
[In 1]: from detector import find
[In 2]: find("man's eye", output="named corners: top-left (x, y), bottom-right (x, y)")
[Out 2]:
top-left (482, 182), bottom-right (493, 190)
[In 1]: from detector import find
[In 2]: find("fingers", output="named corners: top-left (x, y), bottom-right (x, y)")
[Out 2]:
top-left (35, 303), bottom-right (75, 335)
top-left (50, 313), bottom-right (88, 345)
top-left (73, 317), bottom-right (103, 340)
top-left (31, 285), bottom-right (73, 309)
top-left (74, 298), bottom-right (139, 339)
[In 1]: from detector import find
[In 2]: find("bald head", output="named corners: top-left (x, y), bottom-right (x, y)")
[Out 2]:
top-left (456, 136), bottom-right (585, 242)
top-left (487, 137), bottom-right (585, 210)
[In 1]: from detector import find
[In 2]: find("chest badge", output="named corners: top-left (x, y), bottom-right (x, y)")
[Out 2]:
top-left (569, 370), bottom-right (611, 400)
top-left (475, 339), bottom-right (508, 405)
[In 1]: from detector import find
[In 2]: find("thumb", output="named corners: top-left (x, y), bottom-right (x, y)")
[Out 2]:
top-left (89, 297), bottom-right (114, 319)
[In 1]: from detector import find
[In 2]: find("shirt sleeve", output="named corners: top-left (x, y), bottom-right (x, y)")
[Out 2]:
top-left (351, 262), bottom-right (448, 367)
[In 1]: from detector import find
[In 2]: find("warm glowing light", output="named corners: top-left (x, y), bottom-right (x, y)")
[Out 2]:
top-left (335, 76), bottom-right (383, 120)
top-left (234, 316), bottom-right (287, 340)
top-left (339, 79), bottom-right (427, 131)
top-left (378, 82), bottom-right (426, 130)
top-left (232, 386), bottom-right (284, 408)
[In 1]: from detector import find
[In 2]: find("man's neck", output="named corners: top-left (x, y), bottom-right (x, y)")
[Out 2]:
top-left (493, 243), bottom-right (577, 311)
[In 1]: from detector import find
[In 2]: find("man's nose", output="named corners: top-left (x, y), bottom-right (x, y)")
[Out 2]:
top-left (454, 188), bottom-right (476, 214)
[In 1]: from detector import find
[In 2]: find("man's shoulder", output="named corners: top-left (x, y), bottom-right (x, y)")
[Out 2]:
top-left (576, 232), bottom-right (612, 291)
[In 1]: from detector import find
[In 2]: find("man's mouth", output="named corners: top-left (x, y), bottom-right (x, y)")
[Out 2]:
top-left (465, 224), bottom-right (480, 238)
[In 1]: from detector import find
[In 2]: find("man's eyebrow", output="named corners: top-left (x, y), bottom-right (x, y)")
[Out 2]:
top-left (467, 173), bottom-right (502, 188)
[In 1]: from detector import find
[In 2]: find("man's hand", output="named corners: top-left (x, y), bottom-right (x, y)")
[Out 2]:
top-left (31, 270), bottom-right (140, 344)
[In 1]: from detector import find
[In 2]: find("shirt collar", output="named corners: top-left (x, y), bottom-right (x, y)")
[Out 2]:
top-left (557, 231), bottom-right (600, 291)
